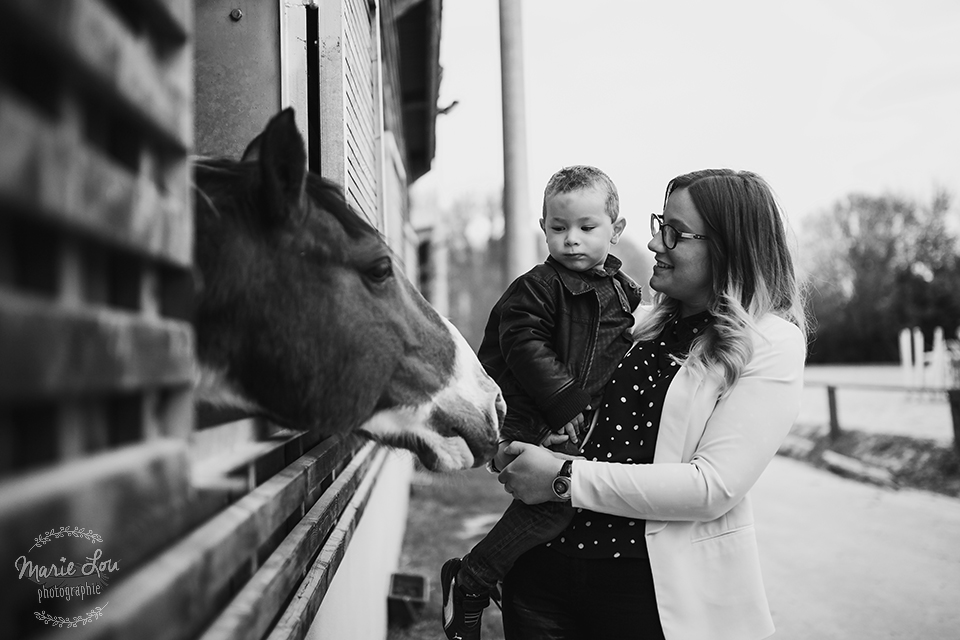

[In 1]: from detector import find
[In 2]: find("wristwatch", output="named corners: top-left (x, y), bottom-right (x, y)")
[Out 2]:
top-left (552, 460), bottom-right (573, 501)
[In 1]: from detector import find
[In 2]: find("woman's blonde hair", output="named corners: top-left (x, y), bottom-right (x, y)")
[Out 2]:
top-left (635, 169), bottom-right (808, 393)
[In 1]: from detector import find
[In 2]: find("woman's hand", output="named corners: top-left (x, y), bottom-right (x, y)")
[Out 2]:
top-left (497, 442), bottom-right (569, 504)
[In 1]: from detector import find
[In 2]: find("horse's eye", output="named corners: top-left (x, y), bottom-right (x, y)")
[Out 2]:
top-left (365, 258), bottom-right (393, 283)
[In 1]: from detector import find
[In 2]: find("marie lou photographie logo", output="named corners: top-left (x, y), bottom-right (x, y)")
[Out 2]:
top-left (13, 526), bottom-right (120, 629)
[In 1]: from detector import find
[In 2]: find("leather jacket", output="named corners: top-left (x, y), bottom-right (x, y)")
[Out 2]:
top-left (478, 255), bottom-right (642, 444)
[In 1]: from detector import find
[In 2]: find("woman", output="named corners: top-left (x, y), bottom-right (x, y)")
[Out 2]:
top-left (496, 169), bottom-right (808, 640)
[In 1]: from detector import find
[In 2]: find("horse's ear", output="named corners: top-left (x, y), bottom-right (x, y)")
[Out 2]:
top-left (247, 108), bottom-right (307, 224)
top-left (240, 133), bottom-right (263, 162)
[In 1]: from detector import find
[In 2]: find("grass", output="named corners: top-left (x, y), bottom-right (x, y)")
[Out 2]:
top-left (788, 422), bottom-right (960, 497)
top-left (388, 467), bottom-right (511, 640)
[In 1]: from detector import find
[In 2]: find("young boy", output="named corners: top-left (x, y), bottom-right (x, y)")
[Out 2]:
top-left (440, 166), bottom-right (642, 640)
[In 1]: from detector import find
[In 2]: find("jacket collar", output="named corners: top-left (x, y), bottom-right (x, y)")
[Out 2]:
top-left (545, 254), bottom-right (623, 295)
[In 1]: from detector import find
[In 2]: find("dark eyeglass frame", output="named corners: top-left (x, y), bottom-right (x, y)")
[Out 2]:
top-left (650, 213), bottom-right (709, 250)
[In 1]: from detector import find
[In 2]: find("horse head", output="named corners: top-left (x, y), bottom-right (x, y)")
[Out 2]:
top-left (192, 108), bottom-right (504, 471)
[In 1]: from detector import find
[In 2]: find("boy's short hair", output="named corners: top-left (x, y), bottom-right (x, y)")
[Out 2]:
top-left (542, 165), bottom-right (620, 222)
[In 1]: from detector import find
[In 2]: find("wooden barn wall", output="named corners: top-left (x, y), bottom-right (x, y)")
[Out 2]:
top-left (0, 0), bottom-right (197, 637)
top-left (0, 0), bottom-right (422, 638)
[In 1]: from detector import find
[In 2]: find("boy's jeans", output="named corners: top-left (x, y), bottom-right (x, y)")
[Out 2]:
top-left (458, 413), bottom-right (594, 595)
top-left (458, 498), bottom-right (575, 595)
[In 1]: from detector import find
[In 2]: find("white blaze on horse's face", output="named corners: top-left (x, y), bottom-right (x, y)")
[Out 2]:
top-left (358, 314), bottom-right (506, 472)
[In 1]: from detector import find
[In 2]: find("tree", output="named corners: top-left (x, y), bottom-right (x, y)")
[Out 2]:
top-left (801, 190), bottom-right (960, 363)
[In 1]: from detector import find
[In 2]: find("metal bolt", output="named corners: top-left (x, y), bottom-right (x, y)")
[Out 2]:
top-left (229, 8), bottom-right (243, 21)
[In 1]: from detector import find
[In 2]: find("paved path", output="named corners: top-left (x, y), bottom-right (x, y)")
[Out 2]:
top-left (751, 456), bottom-right (960, 639)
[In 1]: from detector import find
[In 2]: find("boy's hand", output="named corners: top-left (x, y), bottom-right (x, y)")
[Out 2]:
top-left (540, 404), bottom-right (593, 448)
top-left (493, 439), bottom-right (519, 471)
top-left (558, 413), bottom-right (584, 445)
top-left (539, 432), bottom-right (570, 448)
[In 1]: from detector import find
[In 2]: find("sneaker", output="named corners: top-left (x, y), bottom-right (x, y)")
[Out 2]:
top-left (441, 557), bottom-right (489, 640)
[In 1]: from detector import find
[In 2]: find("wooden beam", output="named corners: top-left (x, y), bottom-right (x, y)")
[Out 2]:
top-left (44, 438), bottom-right (363, 640)
top-left (4, 0), bottom-right (192, 147)
top-left (0, 91), bottom-right (193, 266)
top-left (197, 445), bottom-right (384, 640)
top-left (0, 439), bottom-right (193, 632)
top-left (0, 290), bottom-right (195, 399)
top-left (265, 446), bottom-right (388, 640)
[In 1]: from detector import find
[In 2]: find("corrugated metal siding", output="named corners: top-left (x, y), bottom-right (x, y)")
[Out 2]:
top-left (343, 0), bottom-right (379, 226)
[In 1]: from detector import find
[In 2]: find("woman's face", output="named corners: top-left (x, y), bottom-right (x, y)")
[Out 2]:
top-left (648, 187), bottom-right (714, 317)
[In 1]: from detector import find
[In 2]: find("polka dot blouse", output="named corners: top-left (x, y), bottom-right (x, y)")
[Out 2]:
top-left (547, 311), bottom-right (714, 559)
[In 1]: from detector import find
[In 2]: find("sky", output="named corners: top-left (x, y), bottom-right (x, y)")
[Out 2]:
top-left (412, 0), bottom-right (960, 253)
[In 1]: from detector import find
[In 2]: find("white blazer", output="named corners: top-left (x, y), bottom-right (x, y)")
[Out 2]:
top-left (571, 312), bottom-right (806, 640)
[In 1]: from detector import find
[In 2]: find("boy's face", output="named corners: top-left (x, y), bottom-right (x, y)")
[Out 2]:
top-left (540, 187), bottom-right (626, 272)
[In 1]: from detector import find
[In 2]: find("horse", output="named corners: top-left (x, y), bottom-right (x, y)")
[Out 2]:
top-left (191, 108), bottom-right (504, 471)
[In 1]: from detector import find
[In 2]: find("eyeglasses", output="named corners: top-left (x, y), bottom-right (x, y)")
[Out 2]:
top-left (650, 213), bottom-right (709, 250)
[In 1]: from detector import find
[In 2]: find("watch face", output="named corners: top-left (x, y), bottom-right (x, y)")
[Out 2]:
top-left (552, 476), bottom-right (571, 500)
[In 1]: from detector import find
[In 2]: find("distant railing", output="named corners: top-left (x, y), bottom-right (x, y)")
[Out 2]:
top-left (804, 381), bottom-right (960, 454)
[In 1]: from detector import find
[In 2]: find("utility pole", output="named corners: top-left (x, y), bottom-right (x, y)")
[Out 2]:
top-left (499, 0), bottom-right (534, 287)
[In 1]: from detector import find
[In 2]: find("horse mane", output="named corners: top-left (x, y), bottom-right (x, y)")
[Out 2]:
top-left (192, 156), bottom-right (378, 241)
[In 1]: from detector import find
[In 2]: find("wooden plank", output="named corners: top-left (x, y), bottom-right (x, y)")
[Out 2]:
top-left (128, 0), bottom-right (191, 42)
top-left (0, 290), bottom-right (195, 400)
top-left (190, 418), bottom-right (264, 462)
top-left (804, 380), bottom-right (950, 393)
top-left (0, 91), bottom-right (193, 266)
top-left (193, 438), bottom-right (296, 491)
top-left (4, 0), bottom-right (191, 148)
top-left (49, 437), bottom-right (361, 640)
top-left (318, 0), bottom-right (347, 186)
top-left (0, 439), bottom-right (192, 633)
top-left (190, 420), bottom-right (316, 491)
top-left (197, 445), bottom-right (385, 640)
top-left (156, 386), bottom-right (195, 440)
top-left (266, 447), bottom-right (388, 640)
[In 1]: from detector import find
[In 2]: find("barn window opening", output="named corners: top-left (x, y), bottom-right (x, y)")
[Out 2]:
top-left (106, 393), bottom-right (144, 446)
top-left (79, 242), bottom-right (142, 312)
top-left (418, 237), bottom-right (433, 300)
top-left (306, 5), bottom-right (322, 174)
top-left (1, 216), bottom-right (60, 297)
top-left (83, 98), bottom-right (143, 175)
top-left (0, 403), bottom-right (58, 477)
top-left (0, 30), bottom-right (61, 120)
top-left (158, 264), bottom-right (195, 322)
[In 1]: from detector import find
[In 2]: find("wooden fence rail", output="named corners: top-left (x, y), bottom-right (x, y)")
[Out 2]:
top-left (804, 381), bottom-right (960, 454)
